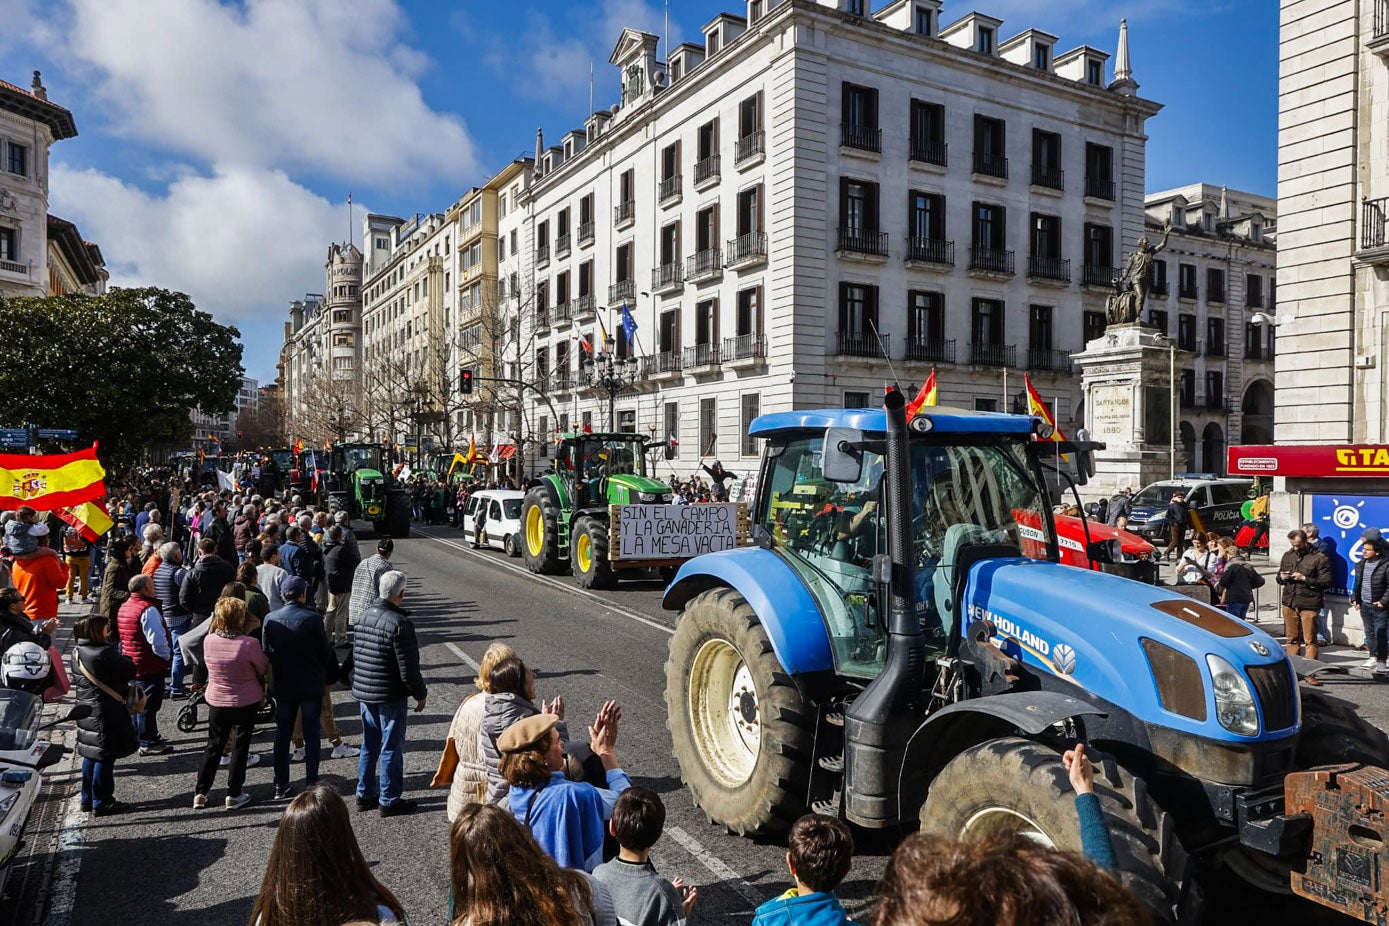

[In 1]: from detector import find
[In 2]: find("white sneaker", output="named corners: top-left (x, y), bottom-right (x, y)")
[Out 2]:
top-left (192, 793), bottom-right (208, 810)
top-left (225, 792), bottom-right (252, 810)
top-left (220, 753), bottom-right (261, 768)
top-left (291, 747), bottom-right (305, 762)
top-left (1376, 662), bottom-right (1389, 675)
top-left (1361, 657), bottom-right (1380, 670)
top-left (219, 755), bottom-right (230, 767)
top-left (331, 743), bottom-right (360, 760)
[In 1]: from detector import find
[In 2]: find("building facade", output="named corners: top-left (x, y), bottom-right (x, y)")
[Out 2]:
top-left (0, 72), bottom-right (78, 298)
top-left (45, 215), bottom-right (107, 296)
top-left (278, 293), bottom-right (326, 432)
top-left (504, 0), bottom-right (1159, 475)
top-left (1142, 184), bottom-right (1276, 473)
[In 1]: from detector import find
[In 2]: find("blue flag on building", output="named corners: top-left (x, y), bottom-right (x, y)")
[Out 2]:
top-left (620, 302), bottom-right (638, 341)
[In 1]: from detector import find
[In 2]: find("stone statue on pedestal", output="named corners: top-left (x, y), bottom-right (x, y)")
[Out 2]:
top-left (1106, 221), bottom-right (1172, 327)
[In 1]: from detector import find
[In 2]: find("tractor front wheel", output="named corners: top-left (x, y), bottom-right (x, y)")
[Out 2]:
top-left (521, 489), bottom-right (565, 575)
top-left (571, 517), bottom-right (617, 589)
top-left (666, 588), bottom-right (814, 836)
top-left (920, 737), bottom-right (1188, 925)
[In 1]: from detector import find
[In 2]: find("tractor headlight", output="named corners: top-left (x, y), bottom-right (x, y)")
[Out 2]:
top-left (637, 492), bottom-right (661, 503)
top-left (1207, 654), bottom-right (1259, 736)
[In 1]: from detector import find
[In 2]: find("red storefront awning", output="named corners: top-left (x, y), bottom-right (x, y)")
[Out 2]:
top-left (1228, 444), bottom-right (1389, 478)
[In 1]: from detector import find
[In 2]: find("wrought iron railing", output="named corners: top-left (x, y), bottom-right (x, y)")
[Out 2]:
top-left (837, 227), bottom-right (888, 257)
top-left (969, 247), bottom-right (1014, 274)
top-left (836, 331), bottom-right (888, 358)
top-left (841, 123), bottom-right (882, 153)
top-left (1028, 256), bottom-right (1071, 282)
top-left (906, 237), bottom-right (954, 265)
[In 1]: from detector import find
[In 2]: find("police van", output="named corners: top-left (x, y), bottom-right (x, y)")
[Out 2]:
top-left (1124, 474), bottom-right (1255, 541)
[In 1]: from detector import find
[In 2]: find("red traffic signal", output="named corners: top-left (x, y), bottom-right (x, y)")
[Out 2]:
top-left (460, 369), bottom-right (474, 394)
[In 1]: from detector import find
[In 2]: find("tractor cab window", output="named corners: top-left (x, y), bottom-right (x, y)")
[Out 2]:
top-left (342, 447), bottom-right (381, 473)
top-left (759, 434), bottom-right (1048, 679)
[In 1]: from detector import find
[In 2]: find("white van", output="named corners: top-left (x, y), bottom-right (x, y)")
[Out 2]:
top-left (461, 489), bottom-right (525, 557)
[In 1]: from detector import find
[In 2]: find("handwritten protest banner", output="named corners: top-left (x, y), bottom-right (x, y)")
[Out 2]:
top-left (611, 503), bottom-right (747, 562)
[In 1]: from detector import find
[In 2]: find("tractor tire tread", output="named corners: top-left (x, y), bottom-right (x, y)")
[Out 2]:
top-left (521, 489), bottom-right (565, 576)
top-left (572, 517), bottom-right (617, 590)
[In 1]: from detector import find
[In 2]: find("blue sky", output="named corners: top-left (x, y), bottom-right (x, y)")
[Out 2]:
top-left (0, 0), bottom-right (1276, 382)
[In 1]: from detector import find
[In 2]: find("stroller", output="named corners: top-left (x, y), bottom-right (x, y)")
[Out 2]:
top-left (176, 686), bottom-right (276, 733)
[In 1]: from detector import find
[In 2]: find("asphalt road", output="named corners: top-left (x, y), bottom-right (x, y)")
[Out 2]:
top-left (13, 528), bottom-right (1389, 926)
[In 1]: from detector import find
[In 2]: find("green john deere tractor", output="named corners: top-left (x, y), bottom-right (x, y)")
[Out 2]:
top-left (323, 443), bottom-right (412, 538)
top-left (521, 432), bottom-right (672, 588)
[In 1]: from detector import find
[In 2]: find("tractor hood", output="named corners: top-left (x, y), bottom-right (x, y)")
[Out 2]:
top-left (353, 468), bottom-right (385, 483)
top-left (606, 473), bottom-right (671, 501)
top-left (962, 558), bottom-right (1297, 745)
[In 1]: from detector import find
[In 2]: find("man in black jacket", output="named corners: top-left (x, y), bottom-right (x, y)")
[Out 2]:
top-left (351, 570), bottom-right (427, 817)
top-left (1351, 539), bottom-right (1389, 673)
top-left (322, 525), bottom-right (359, 646)
top-left (263, 576), bottom-right (339, 801)
top-left (204, 501), bottom-right (238, 566)
top-left (1163, 492), bottom-right (1189, 560)
top-left (178, 538), bottom-right (235, 625)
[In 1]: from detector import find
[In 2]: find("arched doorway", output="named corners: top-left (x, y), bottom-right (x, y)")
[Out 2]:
top-left (1202, 422), bottom-right (1225, 475)
top-left (1241, 379), bottom-right (1274, 444)
top-left (1179, 421), bottom-right (1197, 473)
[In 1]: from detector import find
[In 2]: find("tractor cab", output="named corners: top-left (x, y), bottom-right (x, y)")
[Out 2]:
top-left (754, 408), bottom-right (1059, 678)
top-left (553, 433), bottom-right (652, 510)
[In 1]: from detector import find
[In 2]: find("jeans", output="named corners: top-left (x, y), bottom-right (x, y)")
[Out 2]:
top-left (357, 699), bottom-right (408, 806)
top-left (1224, 601), bottom-right (1251, 622)
top-left (134, 676), bottom-right (165, 746)
top-left (81, 758), bottom-right (115, 810)
top-left (1363, 603), bottom-right (1389, 661)
top-left (274, 697), bottom-right (323, 789)
top-left (196, 702), bottom-right (258, 797)
top-left (167, 619), bottom-right (192, 692)
top-left (292, 683), bottom-right (341, 747)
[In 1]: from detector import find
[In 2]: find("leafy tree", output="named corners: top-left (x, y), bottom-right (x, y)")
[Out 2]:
top-left (0, 287), bottom-right (244, 468)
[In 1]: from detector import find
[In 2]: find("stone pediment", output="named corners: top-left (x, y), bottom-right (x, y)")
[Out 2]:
top-left (609, 28), bottom-right (659, 65)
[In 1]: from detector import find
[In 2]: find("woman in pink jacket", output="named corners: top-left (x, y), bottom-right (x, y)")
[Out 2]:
top-left (193, 596), bottom-right (268, 811)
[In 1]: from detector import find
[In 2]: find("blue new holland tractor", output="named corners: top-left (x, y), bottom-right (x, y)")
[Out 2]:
top-left (663, 391), bottom-right (1389, 923)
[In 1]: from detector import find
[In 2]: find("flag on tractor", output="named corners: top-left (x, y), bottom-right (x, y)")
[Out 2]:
top-left (1023, 374), bottom-right (1067, 444)
top-left (0, 444), bottom-right (106, 511)
top-left (904, 369), bottom-right (938, 420)
top-left (53, 499), bottom-right (114, 543)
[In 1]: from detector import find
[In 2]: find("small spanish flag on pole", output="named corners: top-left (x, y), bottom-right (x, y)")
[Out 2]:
top-left (1023, 373), bottom-right (1067, 444)
top-left (904, 368), bottom-right (938, 421)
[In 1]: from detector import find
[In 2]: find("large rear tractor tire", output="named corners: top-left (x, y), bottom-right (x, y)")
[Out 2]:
top-left (522, 489), bottom-right (565, 575)
top-left (920, 737), bottom-right (1188, 925)
top-left (387, 495), bottom-right (411, 538)
top-left (665, 588), bottom-right (815, 836)
top-left (571, 516), bottom-right (617, 590)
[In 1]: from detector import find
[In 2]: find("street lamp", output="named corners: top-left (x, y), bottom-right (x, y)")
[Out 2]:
top-left (583, 330), bottom-right (641, 432)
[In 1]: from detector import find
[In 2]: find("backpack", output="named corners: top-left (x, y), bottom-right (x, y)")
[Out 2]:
top-left (62, 529), bottom-right (85, 554)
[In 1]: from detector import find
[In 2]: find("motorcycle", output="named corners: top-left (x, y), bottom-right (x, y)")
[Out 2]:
top-left (0, 691), bottom-right (89, 892)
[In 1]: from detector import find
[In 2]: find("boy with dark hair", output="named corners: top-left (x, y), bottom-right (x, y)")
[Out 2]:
top-left (592, 786), bottom-right (697, 926)
top-left (752, 813), bottom-right (859, 925)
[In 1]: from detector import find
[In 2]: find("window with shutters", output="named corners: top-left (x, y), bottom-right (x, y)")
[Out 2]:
top-left (664, 402), bottom-right (679, 456)
top-left (973, 116), bottom-right (1007, 178)
top-left (909, 100), bottom-right (946, 165)
top-left (699, 398), bottom-right (717, 456)
top-left (972, 202), bottom-right (1006, 250)
top-left (741, 394), bottom-right (760, 457)
top-left (838, 283), bottom-right (879, 335)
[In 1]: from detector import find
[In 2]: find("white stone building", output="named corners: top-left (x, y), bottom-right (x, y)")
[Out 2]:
top-left (507, 0), bottom-right (1160, 474)
top-left (1142, 184), bottom-right (1277, 473)
top-left (278, 293), bottom-right (326, 431)
top-left (0, 72), bottom-right (78, 298)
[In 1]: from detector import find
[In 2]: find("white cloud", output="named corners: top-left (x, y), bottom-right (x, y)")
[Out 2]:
top-left (56, 0), bottom-right (477, 185)
top-left (50, 163), bottom-right (353, 380)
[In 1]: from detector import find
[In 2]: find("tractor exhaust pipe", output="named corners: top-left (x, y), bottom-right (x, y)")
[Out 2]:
top-left (842, 388), bottom-right (926, 828)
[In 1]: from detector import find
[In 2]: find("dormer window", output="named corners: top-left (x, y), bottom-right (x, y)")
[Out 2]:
top-left (670, 59), bottom-right (682, 81)
top-left (1086, 59), bottom-right (1103, 85)
top-left (1203, 212), bottom-right (1214, 232)
top-left (1033, 44), bottom-right (1051, 69)
top-left (707, 30), bottom-right (720, 55)
top-left (847, 0), bottom-right (865, 15)
top-left (564, 140), bottom-right (574, 158)
top-left (749, 0), bottom-right (763, 23)
top-left (914, 6), bottom-right (932, 34)
top-left (977, 26), bottom-right (995, 54)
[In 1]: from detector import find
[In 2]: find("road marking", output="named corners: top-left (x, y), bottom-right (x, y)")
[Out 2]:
top-left (416, 528), bottom-right (676, 637)
top-left (445, 641), bottom-right (480, 672)
top-left (665, 825), bottom-right (764, 907)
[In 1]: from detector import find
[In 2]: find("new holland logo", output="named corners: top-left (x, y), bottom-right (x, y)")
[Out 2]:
top-left (11, 473), bottom-right (45, 500)
top-left (1053, 643), bottom-right (1077, 675)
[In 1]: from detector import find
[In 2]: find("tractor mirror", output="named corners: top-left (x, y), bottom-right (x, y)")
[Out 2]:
top-left (822, 428), bottom-right (865, 483)
top-left (1087, 538), bottom-right (1121, 564)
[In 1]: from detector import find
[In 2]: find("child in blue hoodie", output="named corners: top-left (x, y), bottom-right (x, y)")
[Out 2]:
top-left (751, 814), bottom-right (860, 926)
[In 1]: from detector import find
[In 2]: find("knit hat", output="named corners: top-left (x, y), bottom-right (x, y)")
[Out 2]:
top-left (1363, 527), bottom-right (1383, 543)
top-left (279, 576), bottom-right (308, 600)
top-left (496, 714), bottom-right (559, 754)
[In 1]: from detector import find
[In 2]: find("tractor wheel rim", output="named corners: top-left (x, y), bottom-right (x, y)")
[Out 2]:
top-left (961, 807), bottom-right (1055, 848)
top-left (525, 506), bottom-right (544, 556)
top-left (575, 532), bottom-right (592, 572)
top-left (688, 638), bottom-right (759, 788)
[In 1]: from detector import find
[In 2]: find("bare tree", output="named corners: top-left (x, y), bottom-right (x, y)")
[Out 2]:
top-left (290, 369), bottom-right (361, 444)
top-left (237, 393), bottom-right (286, 449)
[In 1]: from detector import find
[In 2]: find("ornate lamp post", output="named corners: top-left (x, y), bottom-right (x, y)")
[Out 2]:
top-left (583, 343), bottom-right (640, 432)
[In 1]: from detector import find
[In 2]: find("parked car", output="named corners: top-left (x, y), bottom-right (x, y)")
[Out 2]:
top-left (1054, 514), bottom-right (1158, 584)
top-left (1125, 475), bottom-right (1255, 542)
top-left (461, 489), bottom-right (525, 557)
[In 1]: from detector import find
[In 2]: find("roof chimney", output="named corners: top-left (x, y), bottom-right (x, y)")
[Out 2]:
top-left (31, 70), bottom-right (46, 101)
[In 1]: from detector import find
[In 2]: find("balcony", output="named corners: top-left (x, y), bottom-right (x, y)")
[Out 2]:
top-left (0, 259), bottom-right (27, 277)
top-left (1177, 334), bottom-right (1198, 352)
top-left (578, 220), bottom-right (595, 247)
top-left (658, 175), bottom-right (683, 207)
top-left (1206, 337), bottom-right (1225, 358)
top-left (556, 234), bottom-right (571, 259)
top-left (840, 122), bottom-right (882, 154)
top-left (1178, 285), bottom-right (1199, 301)
top-left (608, 280), bottom-right (635, 305)
top-left (905, 237), bottom-right (954, 267)
top-left (694, 155), bottom-right (721, 188)
top-left (643, 350), bottom-right (684, 379)
top-left (651, 263), bottom-right (684, 294)
top-left (573, 294), bottom-right (596, 319)
top-left (905, 338), bottom-right (955, 364)
top-left (723, 333), bottom-right (767, 364)
top-left (535, 245), bottom-right (550, 269)
top-left (836, 227), bottom-right (889, 260)
top-left (836, 331), bottom-right (888, 358)
top-left (1026, 347), bottom-right (1072, 372)
top-left (1028, 255), bottom-right (1071, 284)
top-left (973, 152), bottom-right (1009, 180)
top-left (1085, 176), bottom-right (1116, 201)
top-left (1208, 288), bottom-right (1226, 305)
top-left (735, 131), bottom-right (765, 166)
top-left (684, 343), bottom-right (720, 370)
top-left (727, 232), bottom-right (768, 269)
top-left (614, 200), bottom-right (635, 228)
top-left (968, 247), bottom-right (1015, 276)
top-left (1150, 280), bottom-right (1169, 298)
top-left (1372, 0), bottom-right (1389, 51)
top-left (550, 373), bottom-right (576, 393)
top-left (534, 309), bottom-right (550, 331)
top-left (1180, 391), bottom-right (1197, 410)
top-left (1361, 197), bottom-right (1389, 257)
top-left (686, 249), bottom-right (724, 283)
top-left (969, 343), bottom-right (1016, 367)
top-left (1203, 393), bottom-right (1231, 413)
top-left (1245, 341), bottom-right (1267, 361)
top-left (1031, 164), bottom-right (1064, 191)
top-left (552, 300), bottom-right (572, 325)
top-left (1081, 264), bottom-right (1115, 289)
top-left (909, 139), bottom-right (948, 167)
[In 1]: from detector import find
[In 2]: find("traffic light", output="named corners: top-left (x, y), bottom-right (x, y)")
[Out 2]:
top-left (460, 369), bottom-right (474, 394)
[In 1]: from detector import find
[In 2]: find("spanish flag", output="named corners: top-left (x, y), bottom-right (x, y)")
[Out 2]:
top-left (293, 439), bottom-right (305, 454)
top-left (905, 369), bottom-right (938, 421)
top-left (463, 434), bottom-right (482, 464)
top-left (0, 444), bottom-right (107, 511)
top-left (54, 499), bottom-right (114, 543)
top-left (1023, 374), bottom-right (1067, 444)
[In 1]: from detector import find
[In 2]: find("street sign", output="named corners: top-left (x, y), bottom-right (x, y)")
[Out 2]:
top-left (0, 429), bottom-right (28, 449)
top-left (35, 428), bottom-right (78, 440)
